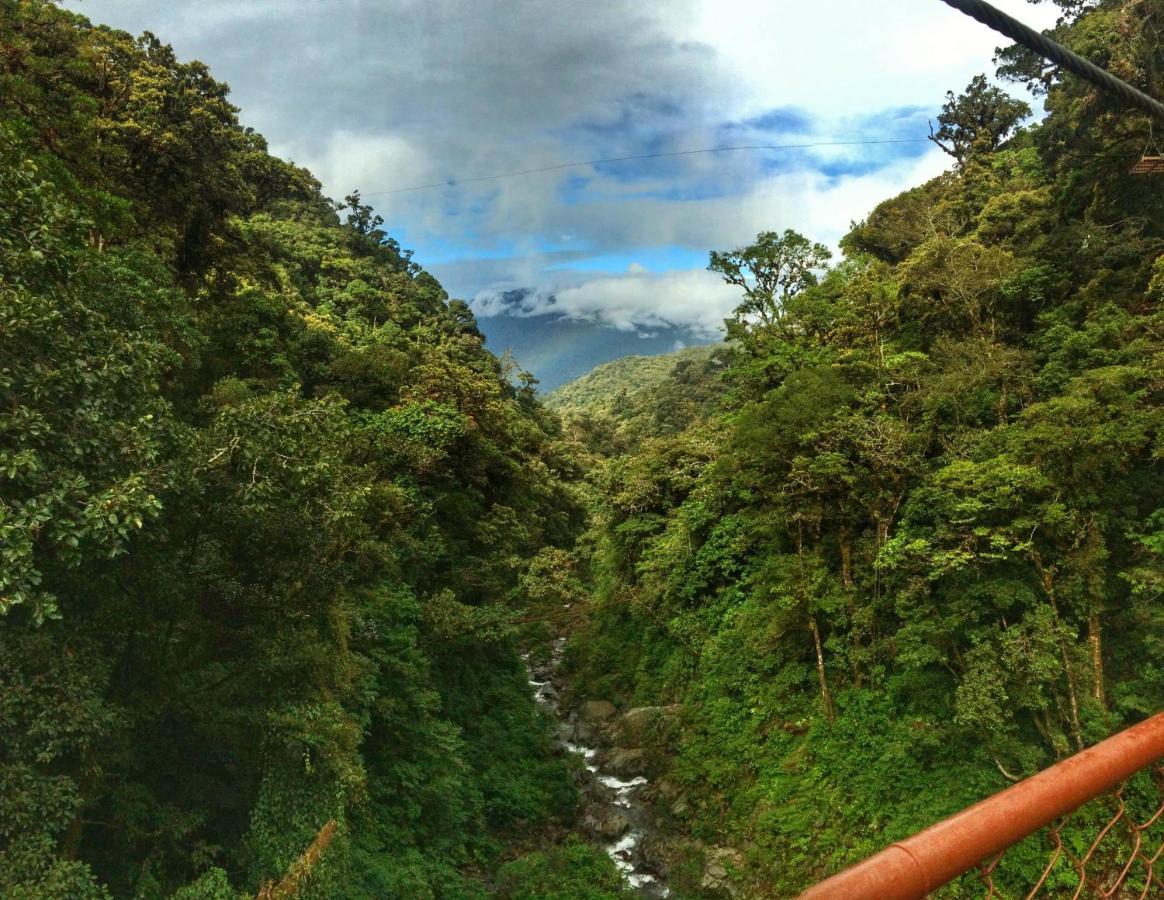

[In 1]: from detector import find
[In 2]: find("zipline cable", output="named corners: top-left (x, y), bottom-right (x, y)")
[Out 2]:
top-left (363, 138), bottom-right (930, 197)
top-left (940, 0), bottom-right (1164, 120)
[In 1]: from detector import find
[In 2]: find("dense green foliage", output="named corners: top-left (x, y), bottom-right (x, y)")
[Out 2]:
top-left (0, 2), bottom-right (610, 896)
top-left (492, 839), bottom-right (634, 900)
top-left (569, 0), bottom-right (1164, 894)
top-left (7, 0), bottom-right (1164, 897)
top-left (547, 345), bottom-right (729, 459)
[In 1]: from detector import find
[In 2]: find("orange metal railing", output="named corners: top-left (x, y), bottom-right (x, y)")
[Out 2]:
top-left (800, 712), bottom-right (1164, 899)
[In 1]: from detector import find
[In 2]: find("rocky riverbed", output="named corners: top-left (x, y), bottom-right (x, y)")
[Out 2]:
top-left (524, 637), bottom-right (671, 897)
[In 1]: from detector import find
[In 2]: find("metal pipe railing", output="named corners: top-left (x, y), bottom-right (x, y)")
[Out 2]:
top-left (800, 712), bottom-right (1164, 899)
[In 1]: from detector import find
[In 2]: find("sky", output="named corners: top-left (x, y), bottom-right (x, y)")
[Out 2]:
top-left (64, 0), bottom-right (1059, 387)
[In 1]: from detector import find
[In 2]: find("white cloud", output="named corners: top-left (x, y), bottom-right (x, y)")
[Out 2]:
top-left (681, 0), bottom-right (1059, 120)
top-left (464, 145), bottom-right (949, 335)
top-left (65, 0), bottom-right (1057, 331)
top-left (284, 131), bottom-right (435, 209)
top-left (472, 269), bottom-right (740, 338)
top-left (555, 270), bottom-right (740, 336)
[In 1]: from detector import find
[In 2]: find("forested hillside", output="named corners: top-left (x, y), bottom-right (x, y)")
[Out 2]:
top-left (546, 344), bottom-right (728, 457)
top-left (5, 0), bottom-right (1164, 898)
top-left (567, 0), bottom-right (1164, 895)
top-left (545, 345), bottom-right (724, 417)
top-left (0, 2), bottom-right (624, 897)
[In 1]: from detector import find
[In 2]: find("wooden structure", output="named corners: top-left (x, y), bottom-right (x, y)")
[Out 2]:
top-left (1131, 155), bottom-right (1164, 175)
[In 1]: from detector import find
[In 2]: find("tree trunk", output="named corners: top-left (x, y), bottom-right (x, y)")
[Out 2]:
top-left (1031, 709), bottom-right (1060, 756)
top-left (839, 526), bottom-right (853, 589)
top-left (840, 525), bottom-right (861, 687)
top-left (1033, 556), bottom-right (1084, 750)
top-left (809, 616), bottom-right (836, 725)
top-left (1089, 605), bottom-right (1105, 708)
top-left (1085, 524), bottom-right (1106, 710)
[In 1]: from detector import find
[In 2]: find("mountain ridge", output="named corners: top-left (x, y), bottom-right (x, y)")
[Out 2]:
top-left (544, 342), bottom-right (725, 413)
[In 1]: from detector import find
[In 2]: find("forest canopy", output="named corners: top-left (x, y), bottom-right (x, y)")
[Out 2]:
top-left (3, 0), bottom-right (1164, 898)
top-left (565, 0), bottom-right (1164, 894)
top-left (0, 1), bottom-right (595, 896)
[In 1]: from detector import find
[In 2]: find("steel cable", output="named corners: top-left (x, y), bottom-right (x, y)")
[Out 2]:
top-left (364, 139), bottom-right (930, 197)
top-left (941, 0), bottom-right (1164, 120)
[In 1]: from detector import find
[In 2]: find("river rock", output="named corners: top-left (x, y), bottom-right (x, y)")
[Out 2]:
top-left (639, 833), bottom-right (701, 878)
top-left (572, 717), bottom-right (598, 744)
top-left (611, 705), bottom-right (680, 746)
top-left (581, 804), bottom-right (631, 840)
top-left (601, 747), bottom-right (649, 777)
top-left (701, 846), bottom-right (745, 897)
top-left (590, 777), bottom-right (618, 804)
top-left (650, 778), bottom-right (682, 802)
top-left (542, 686), bottom-right (561, 706)
top-left (579, 700), bottom-right (617, 724)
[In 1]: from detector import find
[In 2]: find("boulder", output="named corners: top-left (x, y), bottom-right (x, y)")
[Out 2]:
top-left (581, 804), bottom-right (630, 840)
top-left (571, 717), bottom-right (598, 744)
top-left (639, 834), bottom-right (702, 878)
top-left (601, 747), bottom-right (649, 777)
top-left (611, 705), bottom-right (680, 746)
top-left (651, 778), bottom-right (683, 802)
top-left (589, 777), bottom-right (617, 804)
top-left (579, 700), bottom-right (617, 724)
top-left (701, 846), bottom-right (745, 898)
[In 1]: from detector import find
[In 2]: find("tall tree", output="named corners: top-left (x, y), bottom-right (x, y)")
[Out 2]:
top-left (708, 229), bottom-right (832, 334)
top-left (928, 74), bottom-right (1031, 166)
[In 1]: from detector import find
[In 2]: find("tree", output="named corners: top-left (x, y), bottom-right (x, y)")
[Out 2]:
top-left (339, 190), bottom-right (384, 238)
top-left (569, 5), bottom-right (1164, 894)
top-left (0, 131), bottom-right (174, 623)
top-left (708, 229), bottom-right (831, 333)
top-left (0, 4), bottom-right (590, 896)
top-left (929, 74), bottom-right (1030, 166)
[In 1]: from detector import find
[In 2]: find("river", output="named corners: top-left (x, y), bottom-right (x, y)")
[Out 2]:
top-left (524, 636), bottom-right (670, 898)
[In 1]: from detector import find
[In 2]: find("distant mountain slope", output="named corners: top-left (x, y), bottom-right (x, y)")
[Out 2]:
top-left (545, 343), bottom-right (729, 453)
top-left (545, 343), bottom-right (721, 413)
top-left (474, 302), bottom-right (716, 392)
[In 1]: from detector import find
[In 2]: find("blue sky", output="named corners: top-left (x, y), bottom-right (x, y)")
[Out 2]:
top-left (67, 0), bottom-right (1058, 381)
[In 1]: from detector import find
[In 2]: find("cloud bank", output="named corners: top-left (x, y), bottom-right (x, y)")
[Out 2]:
top-left (65, 0), bottom-right (1058, 359)
top-left (472, 268), bottom-right (740, 338)
top-left (456, 145), bottom-right (949, 337)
